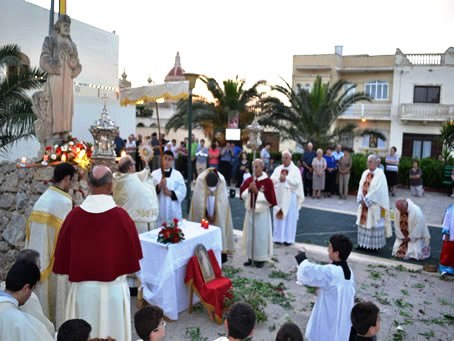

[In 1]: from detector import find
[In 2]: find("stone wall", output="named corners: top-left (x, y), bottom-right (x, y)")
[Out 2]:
top-left (0, 161), bottom-right (88, 280)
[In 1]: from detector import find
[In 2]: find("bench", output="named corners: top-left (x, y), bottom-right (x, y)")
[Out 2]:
top-left (442, 165), bottom-right (454, 187)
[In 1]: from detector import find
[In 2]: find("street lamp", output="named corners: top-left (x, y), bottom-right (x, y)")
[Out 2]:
top-left (183, 72), bottom-right (199, 213)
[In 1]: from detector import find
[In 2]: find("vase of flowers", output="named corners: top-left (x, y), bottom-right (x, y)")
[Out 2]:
top-left (157, 218), bottom-right (185, 244)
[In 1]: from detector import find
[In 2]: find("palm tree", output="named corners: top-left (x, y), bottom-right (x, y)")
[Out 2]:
top-left (0, 44), bottom-right (46, 150)
top-left (165, 76), bottom-right (265, 141)
top-left (259, 76), bottom-right (371, 148)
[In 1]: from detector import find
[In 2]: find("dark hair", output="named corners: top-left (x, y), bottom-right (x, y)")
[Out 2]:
top-left (152, 132), bottom-right (157, 137)
top-left (118, 157), bottom-right (134, 173)
top-left (265, 142), bottom-right (271, 147)
top-left (88, 169), bottom-right (113, 188)
top-left (329, 234), bottom-right (353, 261)
top-left (134, 305), bottom-right (164, 340)
top-left (201, 139), bottom-right (205, 143)
top-left (16, 249), bottom-right (40, 265)
top-left (54, 162), bottom-right (76, 183)
top-left (227, 302), bottom-right (256, 339)
top-left (413, 160), bottom-right (419, 166)
top-left (5, 260), bottom-right (40, 292)
top-left (351, 301), bottom-right (380, 336)
top-left (163, 150), bottom-right (174, 159)
top-left (391, 146), bottom-right (397, 152)
top-left (57, 319), bottom-right (92, 341)
top-left (275, 322), bottom-right (304, 341)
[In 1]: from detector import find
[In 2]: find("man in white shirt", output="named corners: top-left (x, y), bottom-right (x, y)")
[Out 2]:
top-left (332, 144), bottom-right (344, 164)
top-left (0, 261), bottom-right (54, 341)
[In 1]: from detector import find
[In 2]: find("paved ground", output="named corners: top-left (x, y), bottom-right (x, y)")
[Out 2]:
top-left (129, 187), bottom-right (454, 340)
top-left (131, 234), bottom-right (453, 341)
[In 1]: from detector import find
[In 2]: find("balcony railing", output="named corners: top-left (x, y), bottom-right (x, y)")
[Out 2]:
top-left (402, 54), bottom-right (443, 65)
top-left (399, 103), bottom-right (454, 121)
top-left (339, 104), bottom-right (391, 120)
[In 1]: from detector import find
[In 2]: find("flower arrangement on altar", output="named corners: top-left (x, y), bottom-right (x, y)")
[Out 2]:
top-left (157, 218), bottom-right (185, 244)
top-left (43, 136), bottom-right (93, 169)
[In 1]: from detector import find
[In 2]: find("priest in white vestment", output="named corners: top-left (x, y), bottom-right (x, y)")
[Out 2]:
top-left (113, 155), bottom-right (159, 233)
top-left (392, 198), bottom-right (431, 260)
top-left (53, 166), bottom-right (143, 341)
top-left (271, 151), bottom-right (304, 245)
top-left (190, 168), bottom-right (235, 262)
top-left (240, 159), bottom-right (277, 268)
top-left (296, 234), bottom-right (355, 341)
top-left (0, 261), bottom-right (54, 341)
top-left (356, 155), bottom-right (392, 250)
top-left (152, 150), bottom-right (187, 226)
top-left (25, 162), bottom-right (75, 326)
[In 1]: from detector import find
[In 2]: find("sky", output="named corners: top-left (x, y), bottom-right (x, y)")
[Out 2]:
top-left (27, 0), bottom-right (454, 94)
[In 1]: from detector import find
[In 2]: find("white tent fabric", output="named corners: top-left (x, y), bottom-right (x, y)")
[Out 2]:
top-left (120, 81), bottom-right (189, 106)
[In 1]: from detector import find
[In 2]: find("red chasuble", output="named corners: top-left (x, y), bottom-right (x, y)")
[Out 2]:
top-left (240, 176), bottom-right (277, 208)
top-left (53, 207), bottom-right (143, 282)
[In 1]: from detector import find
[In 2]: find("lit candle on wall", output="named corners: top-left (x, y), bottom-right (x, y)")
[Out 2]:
top-left (20, 157), bottom-right (26, 167)
top-left (61, 154), bottom-right (67, 162)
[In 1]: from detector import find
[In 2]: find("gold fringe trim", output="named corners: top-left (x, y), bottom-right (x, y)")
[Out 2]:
top-left (120, 92), bottom-right (188, 106)
top-left (186, 279), bottom-right (224, 324)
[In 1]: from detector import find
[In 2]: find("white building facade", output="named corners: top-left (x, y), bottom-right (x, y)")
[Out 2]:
top-left (0, 0), bottom-right (135, 160)
top-left (390, 48), bottom-right (454, 159)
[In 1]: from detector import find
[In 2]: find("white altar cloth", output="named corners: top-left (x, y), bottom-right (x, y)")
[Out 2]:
top-left (139, 220), bottom-right (222, 320)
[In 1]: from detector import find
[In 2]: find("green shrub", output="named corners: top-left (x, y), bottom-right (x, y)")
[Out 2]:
top-left (419, 158), bottom-right (444, 188)
top-left (397, 157), bottom-right (413, 187)
top-left (350, 153), bottom-right (368, 191)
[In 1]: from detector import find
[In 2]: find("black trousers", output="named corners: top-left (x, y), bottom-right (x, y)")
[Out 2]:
top-left (325, 170), bottom-right (337, 194)
top-left (304, 170), bottom-right (313, 195)
top-left (219, 161), bottom-right (232, 186)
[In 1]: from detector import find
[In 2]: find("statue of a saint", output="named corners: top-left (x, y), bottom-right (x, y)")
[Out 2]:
top-left (39, 14), bottom-right (82, 135)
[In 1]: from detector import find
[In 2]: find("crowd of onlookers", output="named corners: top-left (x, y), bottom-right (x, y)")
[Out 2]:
top-left (115, 132), bottom-right (435, 200)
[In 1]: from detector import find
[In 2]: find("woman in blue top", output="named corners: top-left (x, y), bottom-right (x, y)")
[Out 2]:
top-left (324, 148), bottom-right (337, 197)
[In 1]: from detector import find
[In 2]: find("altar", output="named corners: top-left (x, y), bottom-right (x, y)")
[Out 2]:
top-left (139, 221), bottom-right (223, 320)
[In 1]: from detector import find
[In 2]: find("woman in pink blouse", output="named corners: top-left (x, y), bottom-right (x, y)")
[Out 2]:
top-left (208, 141), bottom-right (220, 169)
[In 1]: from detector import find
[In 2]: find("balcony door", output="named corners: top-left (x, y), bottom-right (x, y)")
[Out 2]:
top-left (402, 133), bottom-right (442, 159)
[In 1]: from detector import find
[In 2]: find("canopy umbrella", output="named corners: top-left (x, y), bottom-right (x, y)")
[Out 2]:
top-left (119, 81), bottom-right (189, 106)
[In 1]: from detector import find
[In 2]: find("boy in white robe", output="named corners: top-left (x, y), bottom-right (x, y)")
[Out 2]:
top-left (296, 234), bottom-right (355, 341)
top-left (392, 198), bottom-right (431, 260)
top-left (152, 150), bottom-right (187, 226)
top-left (0, 260), bottom-right (54, 341)
top-left (271, 151), bottom-right (305, 245)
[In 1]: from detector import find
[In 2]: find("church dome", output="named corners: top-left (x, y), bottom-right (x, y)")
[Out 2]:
top-left (165, 52), bottom-right (186, 82)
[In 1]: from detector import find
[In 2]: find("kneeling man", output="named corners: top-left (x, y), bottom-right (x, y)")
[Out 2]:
top-left (392, 198), bottom-right (431, 260)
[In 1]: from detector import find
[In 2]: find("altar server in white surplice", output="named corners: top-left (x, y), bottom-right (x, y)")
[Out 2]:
top-left (113, 155), bottom-right (159, 233)
top-left (392, 198), bottom-right (431, 260)
top-left (190, 167), bottom-right (235, 263)
top-left (0, 261), bottom-right (54, 341)
top-left (152, 150), bottom-right (187, 226)
top-left (25, 162), bottom-right (75, 327)
top-left (0, 249), bottom-right (55, 336)
top-left (271, 151), bottom-right (304, 245)
top-left (296, 234), bottom-right (355, 341)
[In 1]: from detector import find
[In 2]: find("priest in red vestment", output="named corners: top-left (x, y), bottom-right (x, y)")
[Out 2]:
top-left (53, 165), bottom-right (142, 341)
top-left (240, 159), bottom-right (277, 268)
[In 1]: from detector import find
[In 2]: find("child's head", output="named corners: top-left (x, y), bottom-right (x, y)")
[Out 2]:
top-left (328, 234), bottom-right (353, 262)
top-left (57, 319), bottom-right (91, 341)
top-left (275, 322), bottom-right (303, 341)
top-left (351, 301), bottom-right (380, 337)
top-left (226, 302), bottom-right (256, 340)
top-left (134, 305), bottom-right (165, 341)
top-left (297, 160), bottom-right (302, 167)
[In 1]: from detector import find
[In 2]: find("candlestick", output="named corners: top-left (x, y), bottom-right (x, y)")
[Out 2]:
top-left (61, 154), bottom-right (67, 162)
top-left (20, 157), bottom-right (26, 168)
top-left (41, 155), bottom-right (49, 166)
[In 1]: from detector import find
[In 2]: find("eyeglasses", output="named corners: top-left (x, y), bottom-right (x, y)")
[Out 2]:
top-left (153, 320), bottom-right (166, 332)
